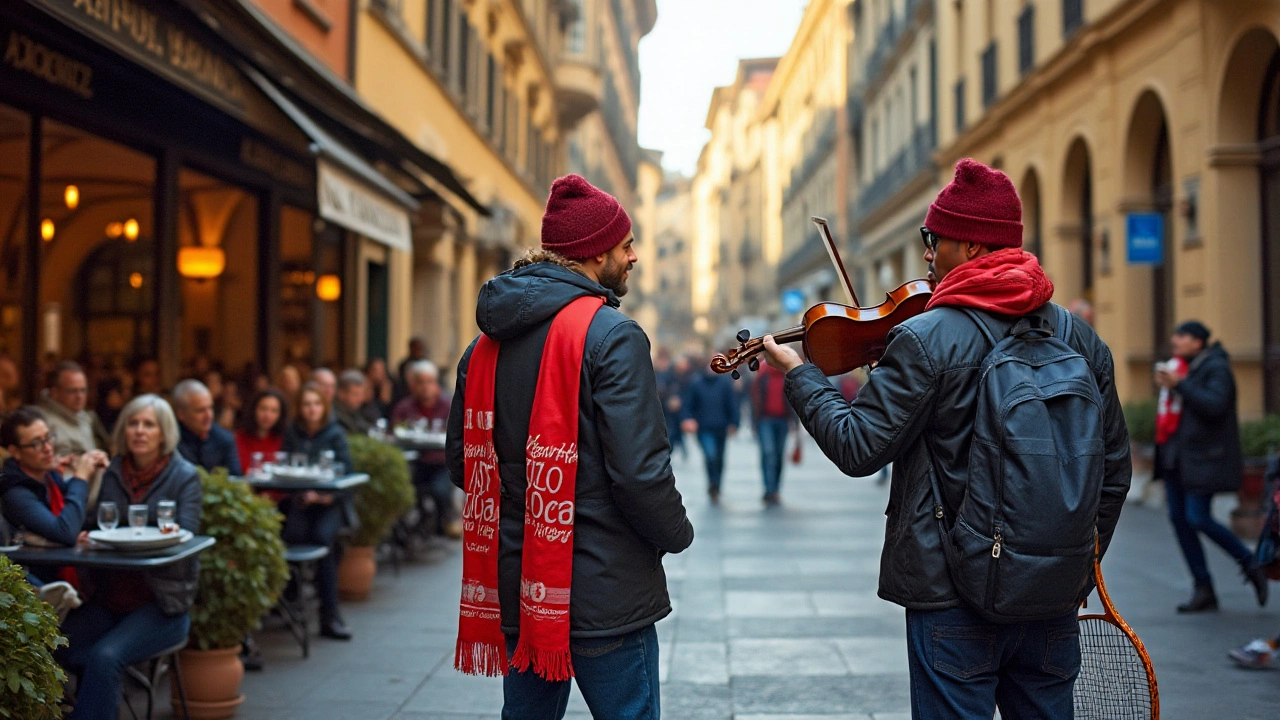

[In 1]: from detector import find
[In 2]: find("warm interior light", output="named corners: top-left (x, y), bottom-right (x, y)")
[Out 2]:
top-left (124, 218), bottom-right (139, 242)
top-left (105, 222), bottom-right (123, 239)
top-left (178, 247), bottom-right (226, 279)
top-left (40, 218), bottom-right (54, 242)
top-left (315, 274), bottom-right (342, 302)
top-left (128, 272), bottom-right (143, 289)
top-left (64, 185), bottom-right (79, 210)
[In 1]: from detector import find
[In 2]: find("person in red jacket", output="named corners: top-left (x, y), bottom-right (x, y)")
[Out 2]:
top-left (235, 389), bottom-right (288, 475)
top-left (749, 363), bottom-right (795, 505)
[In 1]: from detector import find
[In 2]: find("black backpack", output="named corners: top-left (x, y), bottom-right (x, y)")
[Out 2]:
top-left (931, 304), bottom-right (1106, 622)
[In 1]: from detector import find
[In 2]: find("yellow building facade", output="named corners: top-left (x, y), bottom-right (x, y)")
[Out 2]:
top-left (936, 0), bottom-right (1280, 417)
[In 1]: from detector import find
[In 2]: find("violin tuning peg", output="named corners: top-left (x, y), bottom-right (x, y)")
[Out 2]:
top-left (731, 369), bottom-right (741, 380)
top-left (736, 329), bottom-right (751, 344)
top-left (749, 357), bottom-right (760, 372)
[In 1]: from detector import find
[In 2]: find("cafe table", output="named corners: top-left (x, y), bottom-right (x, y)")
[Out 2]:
top-left (386, 431), bottom-right (446, 452)
top-left (245, 472), bottom-right (370, 493)
top-left (1, 535), bottom-right (216, 570)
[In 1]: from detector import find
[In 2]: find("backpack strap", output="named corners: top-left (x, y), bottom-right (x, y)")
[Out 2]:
top-left (959, 308), bottom-right (1001, 349)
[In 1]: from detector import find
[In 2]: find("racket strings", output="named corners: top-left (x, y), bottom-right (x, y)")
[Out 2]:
top-left (1073, 617), bottom-right (1154, 720)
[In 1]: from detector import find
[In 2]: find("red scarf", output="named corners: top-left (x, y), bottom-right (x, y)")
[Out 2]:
top-left (456, 296), bottom-right (603, 680)
top-left (926, 249), bottom-right (1055, 315)
top-left (1155, 357), bottom-right (1188, 445)
top-left (44, 476), bottom-right (78, 587)
top-left (122, 455), bottom-right (170, 503)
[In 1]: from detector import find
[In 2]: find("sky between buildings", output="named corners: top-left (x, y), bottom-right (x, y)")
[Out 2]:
top-left (638, 0), bottom-right (810, 176)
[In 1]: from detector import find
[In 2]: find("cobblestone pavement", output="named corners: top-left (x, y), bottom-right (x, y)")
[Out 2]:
top-left (202, 432), bottom-right (1280, 719)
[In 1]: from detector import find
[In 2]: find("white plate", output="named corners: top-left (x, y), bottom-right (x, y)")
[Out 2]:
top-left (89, 528), bottom-right (191, 551)
top-left (0, 544), bottom-right (19, 552)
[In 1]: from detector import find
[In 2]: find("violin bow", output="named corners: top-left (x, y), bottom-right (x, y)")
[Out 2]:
top-left (811, 217), bottom-right (860, 307)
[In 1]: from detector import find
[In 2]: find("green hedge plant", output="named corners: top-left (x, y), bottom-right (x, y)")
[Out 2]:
top-left (189, 468), bottom-right (289, 651)
top-left (348, 434), bottom-right (415, 547)
top-left (1240, 414), bottom-right (1280, 460)
top-left (0, 556), bottom-right (66, 719)
top-left (1123, 399), bottom-right (1157, 446)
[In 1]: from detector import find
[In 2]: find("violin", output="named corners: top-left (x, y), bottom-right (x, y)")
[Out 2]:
top-left (711, 217), bottom-right (933, 378)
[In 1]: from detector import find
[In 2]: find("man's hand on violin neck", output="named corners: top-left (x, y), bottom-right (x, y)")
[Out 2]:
top-left (762, 336), bottom-right (805, 374)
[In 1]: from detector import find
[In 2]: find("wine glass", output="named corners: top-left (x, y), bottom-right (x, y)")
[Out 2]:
top-left (128, 504), bottom-right (149, 536)
top-left (250, 451), bottom-right (265, 477)
top-left (157, 501), bottom-right (177, 534)
top-left (97, 501), bottom-right (119, 532)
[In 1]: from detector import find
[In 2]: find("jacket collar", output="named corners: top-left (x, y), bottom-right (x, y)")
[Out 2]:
top-left (37, 391), bottom-right (85, 425)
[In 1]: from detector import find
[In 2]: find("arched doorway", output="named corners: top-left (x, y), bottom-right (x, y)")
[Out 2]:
top-left (1062, 138), bottom-right (1094, 302)
top-left (1123, 91), bottom-right (1175, 361)
top-left (1219, 28), bottom-right (1280, 413)
top-left (1020, 168), bottom-right (1042, 256)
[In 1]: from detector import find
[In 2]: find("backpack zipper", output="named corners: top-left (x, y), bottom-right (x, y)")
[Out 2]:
top-left (991, 530), bottom-right (1003, 558)
top-left (986, 523), bottom-right (1002, 613)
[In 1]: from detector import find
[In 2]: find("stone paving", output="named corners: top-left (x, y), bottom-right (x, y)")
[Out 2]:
top-left (154, 432), bottom-right (1280, 719)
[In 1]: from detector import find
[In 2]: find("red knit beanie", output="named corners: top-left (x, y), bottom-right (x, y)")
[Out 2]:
top-left (540, 174), bottom-right (633, 261)
top-left (924, 159), bottom-right (1023, 249)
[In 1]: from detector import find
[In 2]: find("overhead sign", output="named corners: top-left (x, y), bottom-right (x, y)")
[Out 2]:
top-left (318, 160), bottom-right (411, 251)
top-left (782, 289), bottom-right (805, 315)
top-left (1126, 212), bottom-right (1164, 265)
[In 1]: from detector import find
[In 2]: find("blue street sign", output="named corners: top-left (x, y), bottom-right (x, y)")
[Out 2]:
top-left (1126, 212), bottom-right (1164, 265)
top-left (782, 289), bottom-right (805, 315)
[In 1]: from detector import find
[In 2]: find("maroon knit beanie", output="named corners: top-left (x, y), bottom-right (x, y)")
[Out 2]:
top-left (924, 159), bottom-right (1023, 249)
top-left (540, 174), bottom-right (633, 261)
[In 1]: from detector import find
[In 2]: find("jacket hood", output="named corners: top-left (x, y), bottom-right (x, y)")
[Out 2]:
top-left (475, 262), bottom-right (619, 341)
top-left (1193, 342), bottom-right (1230, 367)
top-left (925, 249), bottom-right (1055, 316)
top-left (0, 458), bottom-right (42, 496)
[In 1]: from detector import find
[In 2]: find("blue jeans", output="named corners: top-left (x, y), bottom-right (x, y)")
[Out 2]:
top-left (502, 625), bottom-right (661, 720)
top-left (1165, 472), bottom-right (1252, 586)
top-left (281, 498), bottom-right (345, 618)
top-left (696, 429), bottom-right (728, 492)
top-left (757, 418), bottom-right (790, 496)
top-left (906, 604), bottom-right (1080, 720)
top-left (664, 413), bottom-right (685, 458)
top-left (58, 601), bottom-right (190, 720)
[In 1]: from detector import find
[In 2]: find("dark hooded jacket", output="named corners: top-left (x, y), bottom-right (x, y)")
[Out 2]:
top-left (178, 423), bottom-right (242, 476)
top-left (0, 459), bottom-right (89, 583)
top-left (1162, 343), bottom-right (1243, 495)
top-left (446, 261), bottom-right (694, 638)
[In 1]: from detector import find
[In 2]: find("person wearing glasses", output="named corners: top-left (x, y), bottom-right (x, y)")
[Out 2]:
top-left (0, 406), bottom-right (109, 584)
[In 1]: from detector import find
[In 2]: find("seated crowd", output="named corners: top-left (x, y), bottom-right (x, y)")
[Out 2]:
top-left (0, 338), bottom-right (452, 719)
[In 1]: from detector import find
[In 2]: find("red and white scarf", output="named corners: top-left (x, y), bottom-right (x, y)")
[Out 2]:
top-left (456, 295), bottom-right (603, 680)
top-left (1155, 357), bottom-right (1188, 445)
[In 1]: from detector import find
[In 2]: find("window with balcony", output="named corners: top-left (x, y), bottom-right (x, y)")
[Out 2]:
top-left (566, 0), bottom-right (586, 55)
top-left (1062, 0), bottom-right (1083, 39)
top-left (486, 54), bottom-right (497, 130)
top-left (425, 0), bottom-right (435, 52)
top-left (1018, 4), bottom-right (1035, 75)
top-left (440, 0), bottom-right (453, 74)
top-left (981, 42), bottom-right (998, 108)
top-left (954, 78), bottom-right (967, 133)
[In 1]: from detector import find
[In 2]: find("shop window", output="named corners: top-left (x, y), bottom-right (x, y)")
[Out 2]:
top-left (0, 103), bottom-right (30, 405)
top-left (177, 167), bottom-right (258, 375)
top-left (279, 206), bottom-right (343, 370)
top-left (39, 119), bottom-right (155, 370)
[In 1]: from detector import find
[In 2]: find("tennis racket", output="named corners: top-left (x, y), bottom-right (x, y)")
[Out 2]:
top-left (1073, 549), bottom-right (1159, 719)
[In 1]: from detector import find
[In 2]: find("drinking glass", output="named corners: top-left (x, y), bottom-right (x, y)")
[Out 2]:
top-left (250, 451), bottom-right (265, 476)
top-left (319, 449), bottom-right (335, 470)
top-left (332, 462), bottom-right (345, 478)
top-left (430, 418), bottom-right (445, 433)
top-left (290, 453), bottom-right (308, 469)
top-left (373, 418), bottom-right (388, 438)
top-left (157, 501), bottom-right (177, 534)
top-left (97, 501), bottom-right (119, 532)
top-left (273, 451), bottom-right (288, 466)
top-left (128, 504), bottom-right (149, 536)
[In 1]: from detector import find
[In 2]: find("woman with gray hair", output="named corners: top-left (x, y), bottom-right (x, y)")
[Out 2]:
top-left (57, 394), bottom-right (202, 720)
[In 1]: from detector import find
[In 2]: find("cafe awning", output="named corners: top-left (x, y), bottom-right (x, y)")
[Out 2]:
top-left (244, 65), bottom-right (416, 251)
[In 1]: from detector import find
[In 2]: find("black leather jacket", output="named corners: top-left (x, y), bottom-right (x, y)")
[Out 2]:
top-left (784, 303), bottom-right (1131, 611)
top-left (447, 262), bottom-right (694, 638)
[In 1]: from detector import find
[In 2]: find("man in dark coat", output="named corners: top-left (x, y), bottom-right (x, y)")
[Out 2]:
top-left (1155, 320), bottom-right (1268, 611)
top-left (762, 159), bottom-right (1132, 719)
top-left (681, 365), bottom-right (740, 504)
top-left (446, 175), bottom-right (693, 718)
top-left (172, 379), bottom-right (241, 475)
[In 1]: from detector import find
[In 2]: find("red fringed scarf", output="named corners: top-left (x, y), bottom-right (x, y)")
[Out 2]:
top-left (456, 295), bottom-right (603, 680)
top-left (44, 476), bottom-right (77, 588)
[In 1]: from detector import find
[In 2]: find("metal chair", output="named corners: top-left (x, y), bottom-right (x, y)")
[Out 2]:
top-left (122, 638), bottom-right (189, 720)
top-left (277, 544), bottom-right (329, 658)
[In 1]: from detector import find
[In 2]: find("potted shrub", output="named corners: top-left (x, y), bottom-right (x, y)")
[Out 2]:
top-left (178, 468), bottom-right (288, 719)
top-left (1123, 399), bottom-right (1157, 474)
top-left (339, 435), bottom-right (415, 600)
top-left (0, 555), bottom-right (66, 720)
top-left (1234, 415), bottom-right (1280, 539)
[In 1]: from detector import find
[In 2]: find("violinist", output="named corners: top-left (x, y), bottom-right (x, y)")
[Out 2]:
top-left (760, 159), bottom-right (1131, 719)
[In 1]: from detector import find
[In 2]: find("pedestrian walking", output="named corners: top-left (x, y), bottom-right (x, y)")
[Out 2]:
top-left (682, 362), bottom-right (740, 504)
top-left (447, 174), bottom-right (693, 719)
top-left (1154, 320), bottom-right (1269, 612)
top-left (654, 348), bottom-right (687, 459)
top-left (749, 362), bottom-right (795, 506)
top-left (762, 159), bottom-right (1132, 719)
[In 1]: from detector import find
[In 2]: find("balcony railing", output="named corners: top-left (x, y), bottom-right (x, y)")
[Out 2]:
top-left (981, 42), bottom-right (998, 108)
top-left (1063, 0), bottom-right (1084, 39)
top-left (854, 121), bottom-right (937, 221)
top-left (783, 112), bottom-right (838, 206)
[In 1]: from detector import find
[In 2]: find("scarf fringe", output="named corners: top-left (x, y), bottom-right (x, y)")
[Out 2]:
top-left (511, 640), bottom-right (574, 682)
top-left (455, 639), bottom-right (508, 677)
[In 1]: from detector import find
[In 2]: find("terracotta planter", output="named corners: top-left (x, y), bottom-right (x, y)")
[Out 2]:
top-left (338, 544), bottom-right (377, 601)
top-left (172, 646), bottom-right (244, 719)
top-left (1231, 459), bottom-right (1269, 540)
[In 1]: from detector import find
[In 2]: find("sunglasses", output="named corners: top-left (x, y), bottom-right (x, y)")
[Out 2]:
top-left (919, 226), bottom-right (942, 252)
